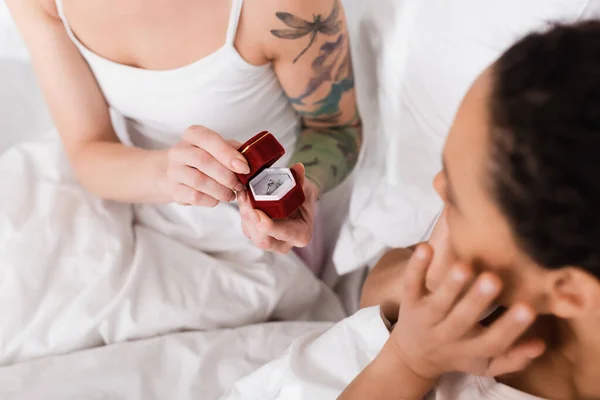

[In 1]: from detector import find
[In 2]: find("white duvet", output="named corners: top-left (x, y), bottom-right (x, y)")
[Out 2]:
top-left (224, 307), bottom-right (388, 400)
top-left (0, 136), bottom-right (345, 367)
top-left (3, 0), bottom-right (600, 399)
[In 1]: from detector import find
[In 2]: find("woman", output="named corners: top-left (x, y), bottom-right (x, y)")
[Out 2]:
top-left (345, 21), bottom-right (600, 399)
top-left (6, 0), bottom-right (361, 271)
top-left (225, 21), bottom-right (600, 400)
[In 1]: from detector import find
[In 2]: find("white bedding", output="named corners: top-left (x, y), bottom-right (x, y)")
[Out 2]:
top-left (1, 321), bottom-right (332, 400)
top-left (334, 0), bottom-right (600, 274)
top-left (3, 0), bottom-right (600, 399)
top-left (0, 136), bottom-right (345, 366)
top-left (224, 307), bottom-right (388, 399)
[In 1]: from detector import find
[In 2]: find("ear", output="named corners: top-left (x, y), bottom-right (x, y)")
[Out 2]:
top-left (547, 267), bottom-right (600, 319)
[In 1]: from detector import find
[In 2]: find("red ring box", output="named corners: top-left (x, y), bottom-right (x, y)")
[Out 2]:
top-left (237, 131), bottom-right (305, 219)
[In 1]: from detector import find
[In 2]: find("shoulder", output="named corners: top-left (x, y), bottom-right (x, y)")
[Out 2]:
top-left (242, 0), bottom-right (347, 61)
top-left (257, 0), bottom-right (340, 17)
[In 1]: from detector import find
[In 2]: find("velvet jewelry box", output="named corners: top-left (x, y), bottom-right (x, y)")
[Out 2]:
top-left (236, 131), bottom-right (305, 219)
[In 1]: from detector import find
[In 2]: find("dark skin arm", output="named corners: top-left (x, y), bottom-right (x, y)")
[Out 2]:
top-left (360, 248), bottom-right (414, 323)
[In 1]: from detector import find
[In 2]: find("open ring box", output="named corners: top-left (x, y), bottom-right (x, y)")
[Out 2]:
top-left (236, 131), bottom-right (305, 219)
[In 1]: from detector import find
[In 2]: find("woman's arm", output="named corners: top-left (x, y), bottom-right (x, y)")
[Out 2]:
top-left (360, 210), bottom-right (451, 322)
top-left (339, 340), bottom-right (435, 400)
top-left (360, 248), bottom-right (414, 323)
top-left (7, 0), bottom-right (169, 203)
top-left (8, 0), bottom-right (248, 206)
top-left (264, 0), bottom-right (362, 196)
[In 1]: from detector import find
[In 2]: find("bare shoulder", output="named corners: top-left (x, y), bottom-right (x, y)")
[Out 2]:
top-left (376, 248), bottom-right (415, 270)
top-left (258, 0), bottom-right (340, 18)
top-left (242, 0), bottom-right (347, 61)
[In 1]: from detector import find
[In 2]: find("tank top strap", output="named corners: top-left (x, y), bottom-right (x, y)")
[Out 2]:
top-left (225, 0), bottom-right (245, 46)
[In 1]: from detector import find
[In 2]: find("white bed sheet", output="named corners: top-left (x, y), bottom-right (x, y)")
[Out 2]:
top-left (0, 321), bottom-right (332, 400)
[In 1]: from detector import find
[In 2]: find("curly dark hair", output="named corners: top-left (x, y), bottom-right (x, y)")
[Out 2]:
top-left (489, 21), bottom-right (600, 275)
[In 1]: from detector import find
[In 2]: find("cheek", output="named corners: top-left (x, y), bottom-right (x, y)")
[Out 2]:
top-left (444, 209), bottom-right (475, 263)
top-left (493, 267), bottom-right (548, 310)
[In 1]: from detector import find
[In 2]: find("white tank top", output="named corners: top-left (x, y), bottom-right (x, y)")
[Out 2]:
top-left (54, 0), bottom-right (300, 165)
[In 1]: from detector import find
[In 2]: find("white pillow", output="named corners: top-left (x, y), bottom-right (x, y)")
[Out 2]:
top-left (334, 0), bottom-right (600, 274)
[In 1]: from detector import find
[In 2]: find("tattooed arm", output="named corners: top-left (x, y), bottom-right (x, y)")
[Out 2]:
top-left (266, 0), bottom-right (362, 195)
top-left (236, 0), bottom-right (360, 254)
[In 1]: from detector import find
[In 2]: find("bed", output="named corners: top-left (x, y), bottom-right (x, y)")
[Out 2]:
top-left (1, 1), bottom-right (599, 399)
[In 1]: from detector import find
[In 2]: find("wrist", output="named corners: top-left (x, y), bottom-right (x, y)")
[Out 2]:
top-left (379, 339), bottom-right (439, 398)
top-left (151, 150), bottom-right (171, 203)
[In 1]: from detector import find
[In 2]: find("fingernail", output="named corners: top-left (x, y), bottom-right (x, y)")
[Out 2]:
top-left (249, 211), bottom-right (259, 223)
top-left (478, 278), bottom-right (497, 294)
top-left (415, 246), bottom-right (427, 260)
top-left (235, 182), bottom-right (244, 192)
top-left (232, 159), bottom-right (250, 174)
top-left (514, 306), bottom-right (534, 323)
top-left (238, 190), bottom-right (247, 203)
top-left (228, 191), bottom-right (236, 202)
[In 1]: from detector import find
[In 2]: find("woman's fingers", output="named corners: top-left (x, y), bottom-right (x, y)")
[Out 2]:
top-left (184, 126), bottom-right (250, 174)
top-left (471, 303), bottom-right (537, 358)
top-left (171, 166), bottom-right (236, 202)
top-left (255, 210), bottom-right (312, 248)
top-left (402, 244), bottom-right (433, 305)
top-left (241, 211), bottom-right (293, 253)
top-left (172, 183), bottom-right (219, 207)
top-left (425, 263), bottom-right (473, 324)
top-left (175, 145), bottom-right (243, 192)
top-left (426, 209), bottom-right (457, 292)
top-left (438, 272), bottom-right (502, 338)
top-left (484, 337), bottom-right (546, 377)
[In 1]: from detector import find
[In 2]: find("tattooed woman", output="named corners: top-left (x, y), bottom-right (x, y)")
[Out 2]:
top-left (7, 0), bottom-right (361, 274)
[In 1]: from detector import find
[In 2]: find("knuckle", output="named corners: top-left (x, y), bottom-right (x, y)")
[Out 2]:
top-left (167, 147), bottom-right (181, 164)
top-left (218, 187), bottom-right (233, 201)
top-left (191, 173), bottom-right (206, 189)
top-left (189, 191), bottom-right (202, 204)
top-left (186, 125), bottom-right (213, 142)
top-left (296, 233), bottom-right (311, 247)
top-left (485, 343), bottom-right (505, 357)
top-left (226, 174), bottom-right (240, 190)
top-left (301, 235), bottom-right (311, 247)
top-left (193, 148), bottom-right (211, 165)
top-left (261, 218), bottom-right (275, 231)
top-left (198, 194), bottom-right (219, 208)
top-left (258, 238), bottom-right (272, 249)
top-left (427, 299), bottom-right (446, 317)
top-left (279, 245), bottom-right (292, 254)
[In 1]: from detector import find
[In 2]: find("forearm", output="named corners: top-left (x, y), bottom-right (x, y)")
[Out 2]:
top-left (339, 340), bottom-right (436, 400)
top-left (289, 123), bottom-right (362, 194)
top-left (71, 141), bottom-right (169, 204)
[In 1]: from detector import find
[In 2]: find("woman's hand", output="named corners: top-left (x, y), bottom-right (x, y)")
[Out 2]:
top-left (426, 209), bottom-right (457, 291)
top-left (158, 126), bottom-right (250, 206)
top-left (388, 244), bottom-right (546, 381)
top-left (237, 163), bottom-right (319, 253)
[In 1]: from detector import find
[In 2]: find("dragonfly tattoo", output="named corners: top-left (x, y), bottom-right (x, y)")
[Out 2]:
top-left (270, 0), bottom-right (342, 63)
